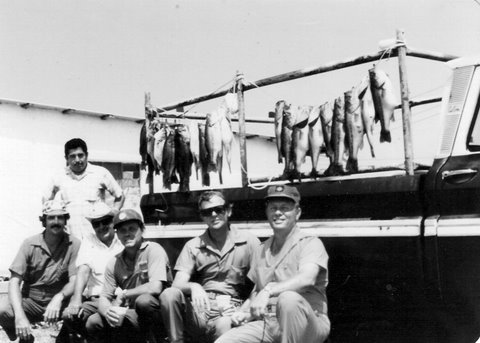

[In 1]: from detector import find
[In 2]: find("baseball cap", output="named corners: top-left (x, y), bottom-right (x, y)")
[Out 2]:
top-left (86, 202), bottom-right (116, 222)
top-left (42, 200), bottom-right (69, 216)
top-left (264, 185), bottom-right (301, 204)
top-left (113, 209), bottom-right (144, 228)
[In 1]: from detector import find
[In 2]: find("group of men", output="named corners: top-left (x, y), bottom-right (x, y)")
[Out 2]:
top-left (0, 138), bottom-right (331, 343)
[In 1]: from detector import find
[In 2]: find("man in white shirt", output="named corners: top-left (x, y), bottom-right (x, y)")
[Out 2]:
top-left (57, 202), bottom-right (124, 342)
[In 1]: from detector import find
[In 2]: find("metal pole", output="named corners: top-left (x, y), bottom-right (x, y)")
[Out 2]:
top-left (236, 71), bottom-right (248, 187)
top-left (396, 29), bottom-right (414, 175)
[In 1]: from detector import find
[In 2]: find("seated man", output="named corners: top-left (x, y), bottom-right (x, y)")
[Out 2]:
top-left (160, 190), bottom-right (260, 343)
top-left (86, 209), bottom-right (172, 343)
top-left (58, 202), bottom-right (124, 342)
top-left (216, 185), bottom-right (330, 343)
top-left (0, 201), bottom-right (80, 343)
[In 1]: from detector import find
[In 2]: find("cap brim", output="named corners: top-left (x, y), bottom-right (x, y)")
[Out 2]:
top-left (264, 194), bottom-right (298, 202)
top-left (88, 214), bottom-right (114, 222)
top-left (44, 210), bottom-right (69, 216)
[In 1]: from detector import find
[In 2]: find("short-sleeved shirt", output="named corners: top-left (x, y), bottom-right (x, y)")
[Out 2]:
top-left (175, 226), bottom-right (260, 299)
top-left (9, 232), bottom-right (81, 304)
top-left (248, 226), bottom-right (329, 314)
top-left (101, 241), bottom-right (172, 308)
top-left (43, 163), bottom-right (123, 240)
top-left (76, 233), bottom-right (124, 297)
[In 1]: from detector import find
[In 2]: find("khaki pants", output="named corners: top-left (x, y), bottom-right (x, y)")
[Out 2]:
top-left (215, 291), bottom-right (330, 343)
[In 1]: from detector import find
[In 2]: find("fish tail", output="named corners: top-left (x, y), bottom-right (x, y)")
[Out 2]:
top-left (346, 158), bottom-right (359, 173)
top-left (380, 130), bottom-right (391, 143)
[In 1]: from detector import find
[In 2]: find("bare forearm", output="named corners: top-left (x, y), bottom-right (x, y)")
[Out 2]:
top-left (124, 280), bottom-right (163, 299)
top-left (98, 296), bottom-right (113, 317)
top-left (71, 267), bottom-right (90, 303)
top-left (8, 279), bottom-right (27, 320)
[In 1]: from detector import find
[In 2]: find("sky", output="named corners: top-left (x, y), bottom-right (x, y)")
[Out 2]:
top-left (1, 0), bottom-right (479, 122)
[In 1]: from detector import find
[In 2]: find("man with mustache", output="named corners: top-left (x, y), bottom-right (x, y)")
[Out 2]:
top-left (43, 138), bottom-right (125, 240)
top-left (86, 209), bottom-right (171, 343)
top-left (57, 202), bottom-right (124, 342)
top-left (160, 190), bottom-right (260, 343)
top-left (0, 201), bottom-right (80, 343)
top-left (215, 185), bottom-right (330, 343)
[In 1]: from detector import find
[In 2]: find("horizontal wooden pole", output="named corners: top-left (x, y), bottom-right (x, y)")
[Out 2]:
top-left (394, 97), bottom-right (442, 110)
top-left (153, 111), bottom-right (274, 124)
top-left (406, 48), bottom-right (458, 62)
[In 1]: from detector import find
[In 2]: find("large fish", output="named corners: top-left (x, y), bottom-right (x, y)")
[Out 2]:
top-left (281, 102), bottom-right (296, 179)
top-left (175, 124), bottom-right (193, 192)
top-left (205, 111), bottom-right (223, 183)
top-left (153, 123), bottom-right (170, 175)
top-left (359, 82), bottom-right (376, 158)
top-left (220, 107), bottom-right (234, 173)
top-left (147, 119), bottom-right (162, 174)
top-left (274, 100), bottom-right (286, 163)
top-left (308, 106), bottom-right (323, 178)
top-left (189, 121), bottom-right (200, 179)
top-left (319, 101), bottom-right (334, 164)
top-left (161, 129), bottom-right (177, 190)
top-left (369, 67), bottom-right (397, 143)
top-left (325, 96), bottom-right (347, 176)
top-left (292, 106), bottom-right (310, 181)
top-left (344, 87), bottom-right (364, 173)
top-left (198, 123), bottom-right (210, 187)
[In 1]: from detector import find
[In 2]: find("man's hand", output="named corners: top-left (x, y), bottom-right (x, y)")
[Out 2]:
top-left (65, 299), bottom-right (83, 320)
top-left (15, 315), bottom-right (31, 341)
top-left (249, 290), bottom-right (270, 319)
top-left (190, 283), bottom-right (210, 313)
top-left (231, 311), bottom-right (251, 327)
top-left (43, 293), bottom-right (64, 324)
top-left (105, 306), bottom-right (125, 327)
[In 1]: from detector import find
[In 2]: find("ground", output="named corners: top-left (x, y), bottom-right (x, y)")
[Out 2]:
top-left (0, 323), bottom-right (60, 343)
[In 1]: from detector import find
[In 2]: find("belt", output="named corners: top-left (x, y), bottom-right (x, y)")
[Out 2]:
top-left (206, 292), bottom-right (243, 306)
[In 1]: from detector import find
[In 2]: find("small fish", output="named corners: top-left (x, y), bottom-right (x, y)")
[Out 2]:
top-left (344, 87), bottom-right (364, 173)
top-left (205, 111), bottom-right (223, 183)
top-left (189, 121), bottom-right (200, 179)
top-left (292, 106), bottom-right (311, 181)
top-left (359, 82), bottom-right (376, 158)
top-left (325, 96), bottom-right (347, 176)
top-left (307, 106), bottom-right (323, 178)
top-left (198, 124), bottom-right (210, 187)
top-left (369, 67), bottom-right (397, 143)
top-left (281, 103), bottom-right (296, 179)
top-left (161, 129), bottom-right (177, 190)
top-left (274, 100), bottom-right (286, 164)
top-left (175, 124), bottom-right (193, 192)
top-left (319, 102), bottom-right (334, 164)
top-left (153, 123), bottom-right (169, 175)
top-left (219, 107), bottom-right (234, 173)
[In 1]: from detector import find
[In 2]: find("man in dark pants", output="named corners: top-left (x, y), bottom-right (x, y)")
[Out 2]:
top-left (86, 209), bottom-right (171, 343)
top-left (0, 201), bottom-right (80, 343)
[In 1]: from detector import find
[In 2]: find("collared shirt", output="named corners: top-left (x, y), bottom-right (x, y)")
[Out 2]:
top-left (101, 241), bottom-right (172, 307)
top-left (9, 231), bottom-right (81, 304)
top-left (175, 226), bottom-right (260, 299)
top-left (43, 163), bottom-right (123, 240)
top-left (248, 226), bottom-right (329, 315)
top-left (76, 233), bottom-right (124, 297)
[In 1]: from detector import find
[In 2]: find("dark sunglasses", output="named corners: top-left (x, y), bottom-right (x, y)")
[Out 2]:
top-left (199, 205), bottom-right (227, 217)
top-left (91, 217), bottom-right (112, 228)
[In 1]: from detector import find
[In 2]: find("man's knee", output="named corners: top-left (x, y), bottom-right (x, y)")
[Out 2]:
top-left (277, 290), bottom-right (304, 313)
top-left (213, 316), bottom-right (232, 339)
top-left (159, 287), bottom-right (183, 307)
top-left (135, 293), bottom-right (158, 313)
top-left (85, 313), bottom-right (103, 334)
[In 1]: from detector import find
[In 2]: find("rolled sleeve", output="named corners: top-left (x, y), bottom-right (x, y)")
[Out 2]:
top-left (146, 244), bottom-right (169, 282)
top-left (174, 242), bottom-right (196, 275)
top-left (9, 241), bottom-right (29, 277)
top-left (300, 237), bottom-right (328, 270)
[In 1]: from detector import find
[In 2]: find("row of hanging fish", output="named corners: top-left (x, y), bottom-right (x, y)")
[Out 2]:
top-left (141, 93), bottom-right (237, 192)
top-left (273, 66), bottom-right (397, 179)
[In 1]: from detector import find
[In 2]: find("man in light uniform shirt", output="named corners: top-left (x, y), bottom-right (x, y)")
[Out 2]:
top-left (58, 202), bottom-right (124, 342)
top-left (43, 138), bottom-right (124, 240)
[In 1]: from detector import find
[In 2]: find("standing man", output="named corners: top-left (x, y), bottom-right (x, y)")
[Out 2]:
top-left (58, 202), bottom-right (124, 342)
top-left (0, 201), bottom-right (80, 343)
top-left (86, 209), bottom-right (171, 343)
top-left (216, 185), bottom-right (330, 343)
top-left (43, 138), bottom-right (125, 240)
top-left (160, 190), bottom-right (260, 343)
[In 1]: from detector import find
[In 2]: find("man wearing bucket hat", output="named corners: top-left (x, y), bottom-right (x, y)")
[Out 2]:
top-left (0, 201), bottom-right (80, 343)
top-left (216, 185), bottom-right (330, 343)
top-left (160, 190), bottom-right (260, 343)
top-left (86, 208), bottom-right (172, 343)
top-left (57, 202), bottom-right (124, 342)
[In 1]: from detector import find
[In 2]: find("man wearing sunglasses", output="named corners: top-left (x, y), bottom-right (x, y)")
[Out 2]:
top-left (57, 202), bottom-right (124, 342)
top-left (216, 185), bottom-right (330, 343)
top-left (160, 190), bottom-right (260, 343)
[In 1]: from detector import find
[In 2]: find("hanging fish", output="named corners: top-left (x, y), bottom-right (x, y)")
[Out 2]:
top-left (325, 96), bottom-right (347, 176)
top-left (345, 87), bottom-right (365, 173)
top-left (147, 119), bottom-right (162, 174)
top-left (153, 123), bottom-right (170, 175)
top-left (205, 111), bottom-right (224, 184)
top-left (359, 82), bottom-right (376, 158)
top-left (189, 121), bottom-right (200, 179)
top-left (274, 100), bottom-right (286, 164)
top-left (319, 101), bottom-right (334, 164)
top-left (175, 124), bottom-right (193, 192)
top-left (369, 67), bottom-right (397, 143)
top-left (162, 129), bottom-right (177, 190)
top-left (220, 107), bottom-right (234, 173)
top-left (292, 106), bottom-right (311, 181)
top-left (307, 106), bottom-right (323, 178)
top-left (198, 123), bottom-right (210, 187)
top-left (281, 102), bottom-right (296, 179)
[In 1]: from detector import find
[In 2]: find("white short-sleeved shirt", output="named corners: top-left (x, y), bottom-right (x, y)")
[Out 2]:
top-left (76, 233), bottom-right (124, 297)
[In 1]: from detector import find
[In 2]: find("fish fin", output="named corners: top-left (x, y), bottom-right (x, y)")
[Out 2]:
top-left (380, 130), bottom-right (392, 143)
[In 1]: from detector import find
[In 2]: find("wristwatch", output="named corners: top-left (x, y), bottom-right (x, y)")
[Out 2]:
top-left (263, 284), bottom-right (274, 297)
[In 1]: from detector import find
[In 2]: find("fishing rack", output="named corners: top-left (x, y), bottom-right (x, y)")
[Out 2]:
top-left (146, 29), bottom-right (458, 192)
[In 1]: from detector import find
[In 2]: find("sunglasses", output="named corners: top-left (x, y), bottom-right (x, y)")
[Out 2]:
top-left (91, 217), bottom-right (112, 228)
top-left (199, 205), bottom-right (227, 217)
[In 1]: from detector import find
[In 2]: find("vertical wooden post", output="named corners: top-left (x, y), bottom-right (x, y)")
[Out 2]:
top-left (236, 71), bottom-right (248, 187)
top-left (396, 29), bottom-right (414, 175)
top-left (145, 92), bottom-right (154, 194)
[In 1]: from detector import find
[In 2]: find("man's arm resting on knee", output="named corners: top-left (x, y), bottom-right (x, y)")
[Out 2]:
top-left (66, 265), bottom-right (91, 318)
top-left (116, 280), bottom-right (163, 304)
top-left (8, 273), bottom-right (31, 339)
top-left (44, 274), bottom-right (76, 323)
top-left (172, 271), bottom-right (210, 312)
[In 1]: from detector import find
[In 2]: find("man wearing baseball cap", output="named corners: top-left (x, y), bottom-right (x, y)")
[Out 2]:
top-left (58, 202), bottom-right (124, 342)
top-left (0, 201), bottom-right (80, 343)
top-left (86, 208), bottom-right (171, 343)
top-left (216, 185), bottom-right (330, 343)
